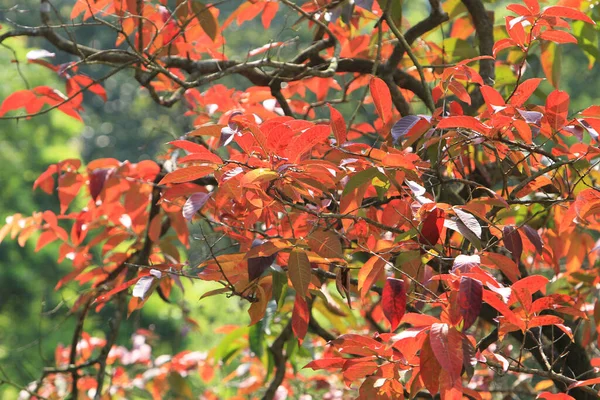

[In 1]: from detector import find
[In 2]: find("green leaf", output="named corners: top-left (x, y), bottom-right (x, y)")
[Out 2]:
top-left (271, 268), bottom-right (288, 309)
top-left (168, 372), bottom-right (193, 398)
top-left (342, 168), bottom-right (387, 197)
top-left (213, 326), bottom-right (248, 361)
top-left (249, 320), bottom-right (264, 357)
top-left (541, 41), bottom-right (562, 89)
top-left (376, 0), bottom-right (403, 26)
top-left (394, 250), bottom-right (421, 268)
top-left (574, 20), bottom-right (600, 68)
top-left (191, 0), bottom-right (219, 41)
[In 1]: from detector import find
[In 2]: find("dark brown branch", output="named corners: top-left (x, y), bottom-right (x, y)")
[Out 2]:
top-left (68, 298), bottom-right (92, 399)
top-left (261, 321), bottom-right (293, 400)
top-left (461, 0), bottom-right (495, 111)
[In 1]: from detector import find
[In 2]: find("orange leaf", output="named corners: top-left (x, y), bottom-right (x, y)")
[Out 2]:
top-left (158, 166), bottom-right (215, 185)
top-left (292, 294), bottom-right (309, 344)
top-left (288, 248), bottom-right (312, 298)
top-left (370, 77), bottom-right (392, 124)
top-left (328, 104), bottom-right (347, 145)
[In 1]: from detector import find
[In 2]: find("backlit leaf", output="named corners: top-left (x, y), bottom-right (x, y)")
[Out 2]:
top-left (420, 336), bottom-right (441, 394)
top-left (292, 294), bottom-right (309, 344)
top-left (429, 323), bottom-right (463, 384)
top-left (370, 77), bottom-right (392, 124)
top-left (539, 30), bottom-right (577, 44)
top-left (545, 90), bottom-right (570, 131)
top-left (509, 78), bottom-right (543, 107)
top-left (288, 248), bottom-right (311, 298)
top-left (328, 104), bottom-right (347, 145)
top-left (286, 125), bottom-right (331, 163)
top-left (541, 41), bottom-right (562, 89)
top-left (159, 166), bottom-right (215, 185)
top-left (358, 256), bottom-right (386, 300)
top-left (240, 168), bottom-right (279, 187)
top-left (480, 252), bottom-right (521, 283)
top-left (542, 6), bottom-right (594, 24)
top-left (381, 278), bottom-right (406, 332)
top-left (419, 208), bottom-right (445, 247)
top-left (307, 231), bottom-right (343, 259)
top-left (437, 116), bottom-right (490, 134)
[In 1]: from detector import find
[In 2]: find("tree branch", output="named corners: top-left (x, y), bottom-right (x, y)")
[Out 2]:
top-left (461, 0), bottom-right (495, 111)
top-left (261, 321), bottom-right (293, 400)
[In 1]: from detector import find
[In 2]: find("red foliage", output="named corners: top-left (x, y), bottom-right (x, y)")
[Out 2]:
top-left (2, 0), bottom-right (600, 399)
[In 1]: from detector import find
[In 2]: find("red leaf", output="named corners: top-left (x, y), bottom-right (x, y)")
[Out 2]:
top-left (342, 359), bottom-right (379, 383)
top-left (512, 275), bottom-right (549, 296)
top-left (509, 78), bottom-right (543, 107)
top-left (539, 30), bottom-right (577, 44)
top-left (568, 376), bottom-right (600, 390)
top-left (437, 116), bottom-right (490, 134)
top-left (88, 168), bottom-right (112, 200)
top-left (419, 208), bottom-right (445, 247)
top-left (480, 252), bottom-right (521, 283)
top-left (480, 85), bottom-right (505, 110)
top-left (370, 77), bottom-right (392, 124)
top-left (58, 172), bottom-right (84, 214)
top-left (507, 4), bottom-right (532, 17)
top-left (328, 104), bottom-right (347, 145)
top-left (304, 358), bottom-right (346, 370)
top-left (420, 336), bottom-right (441, 394)
top-left (0, 90), bottom-right (36, 116)
top-left (528, 315), bottom-right (563, 329)
top-left (482, 290), bottom-right (525, 331)
top-left (35, 230), bottom-right (57, 252)
top-left (71, 75), bottom-right (107, 101)
top-left (381, 278), bottom-right (406, 332)
top-left (458, 276), bottom-right (482, 330)
top-left (261, 1), bottom-right (279, 29)
top-left (543, 6), bottom-right (594, 24)
top-left (538, 393), bottom-right (575, 400)
top-left (292, 294), bottom-right (309, 344)
top-left (523, 0), bottom-right (539, 14)
top-left (170, 140), bottom-right (222, 164)
top-left (493, 38), bottom-right (516, 56)
top-left (429, 323), bottom-right (463, 384)
top-left (286, 124), bottom-right (331, 163)
top-left (307, 230), bottom-right (343, 259)
top-left (545, 90), bottom-right (570, 131)
top-left (158, 166), bottom-right (215, 185)
top-left (448, 80), bottom-right (471, 105)
top-left (523, 225), bottom-right (543, 254)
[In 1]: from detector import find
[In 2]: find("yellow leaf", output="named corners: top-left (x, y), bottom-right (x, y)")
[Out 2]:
top-left (241, 168), bottom-right (279, 187)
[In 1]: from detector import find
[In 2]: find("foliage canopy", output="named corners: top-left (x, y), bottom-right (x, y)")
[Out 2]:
top-left (2, 0), bottom-right (600, 399)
